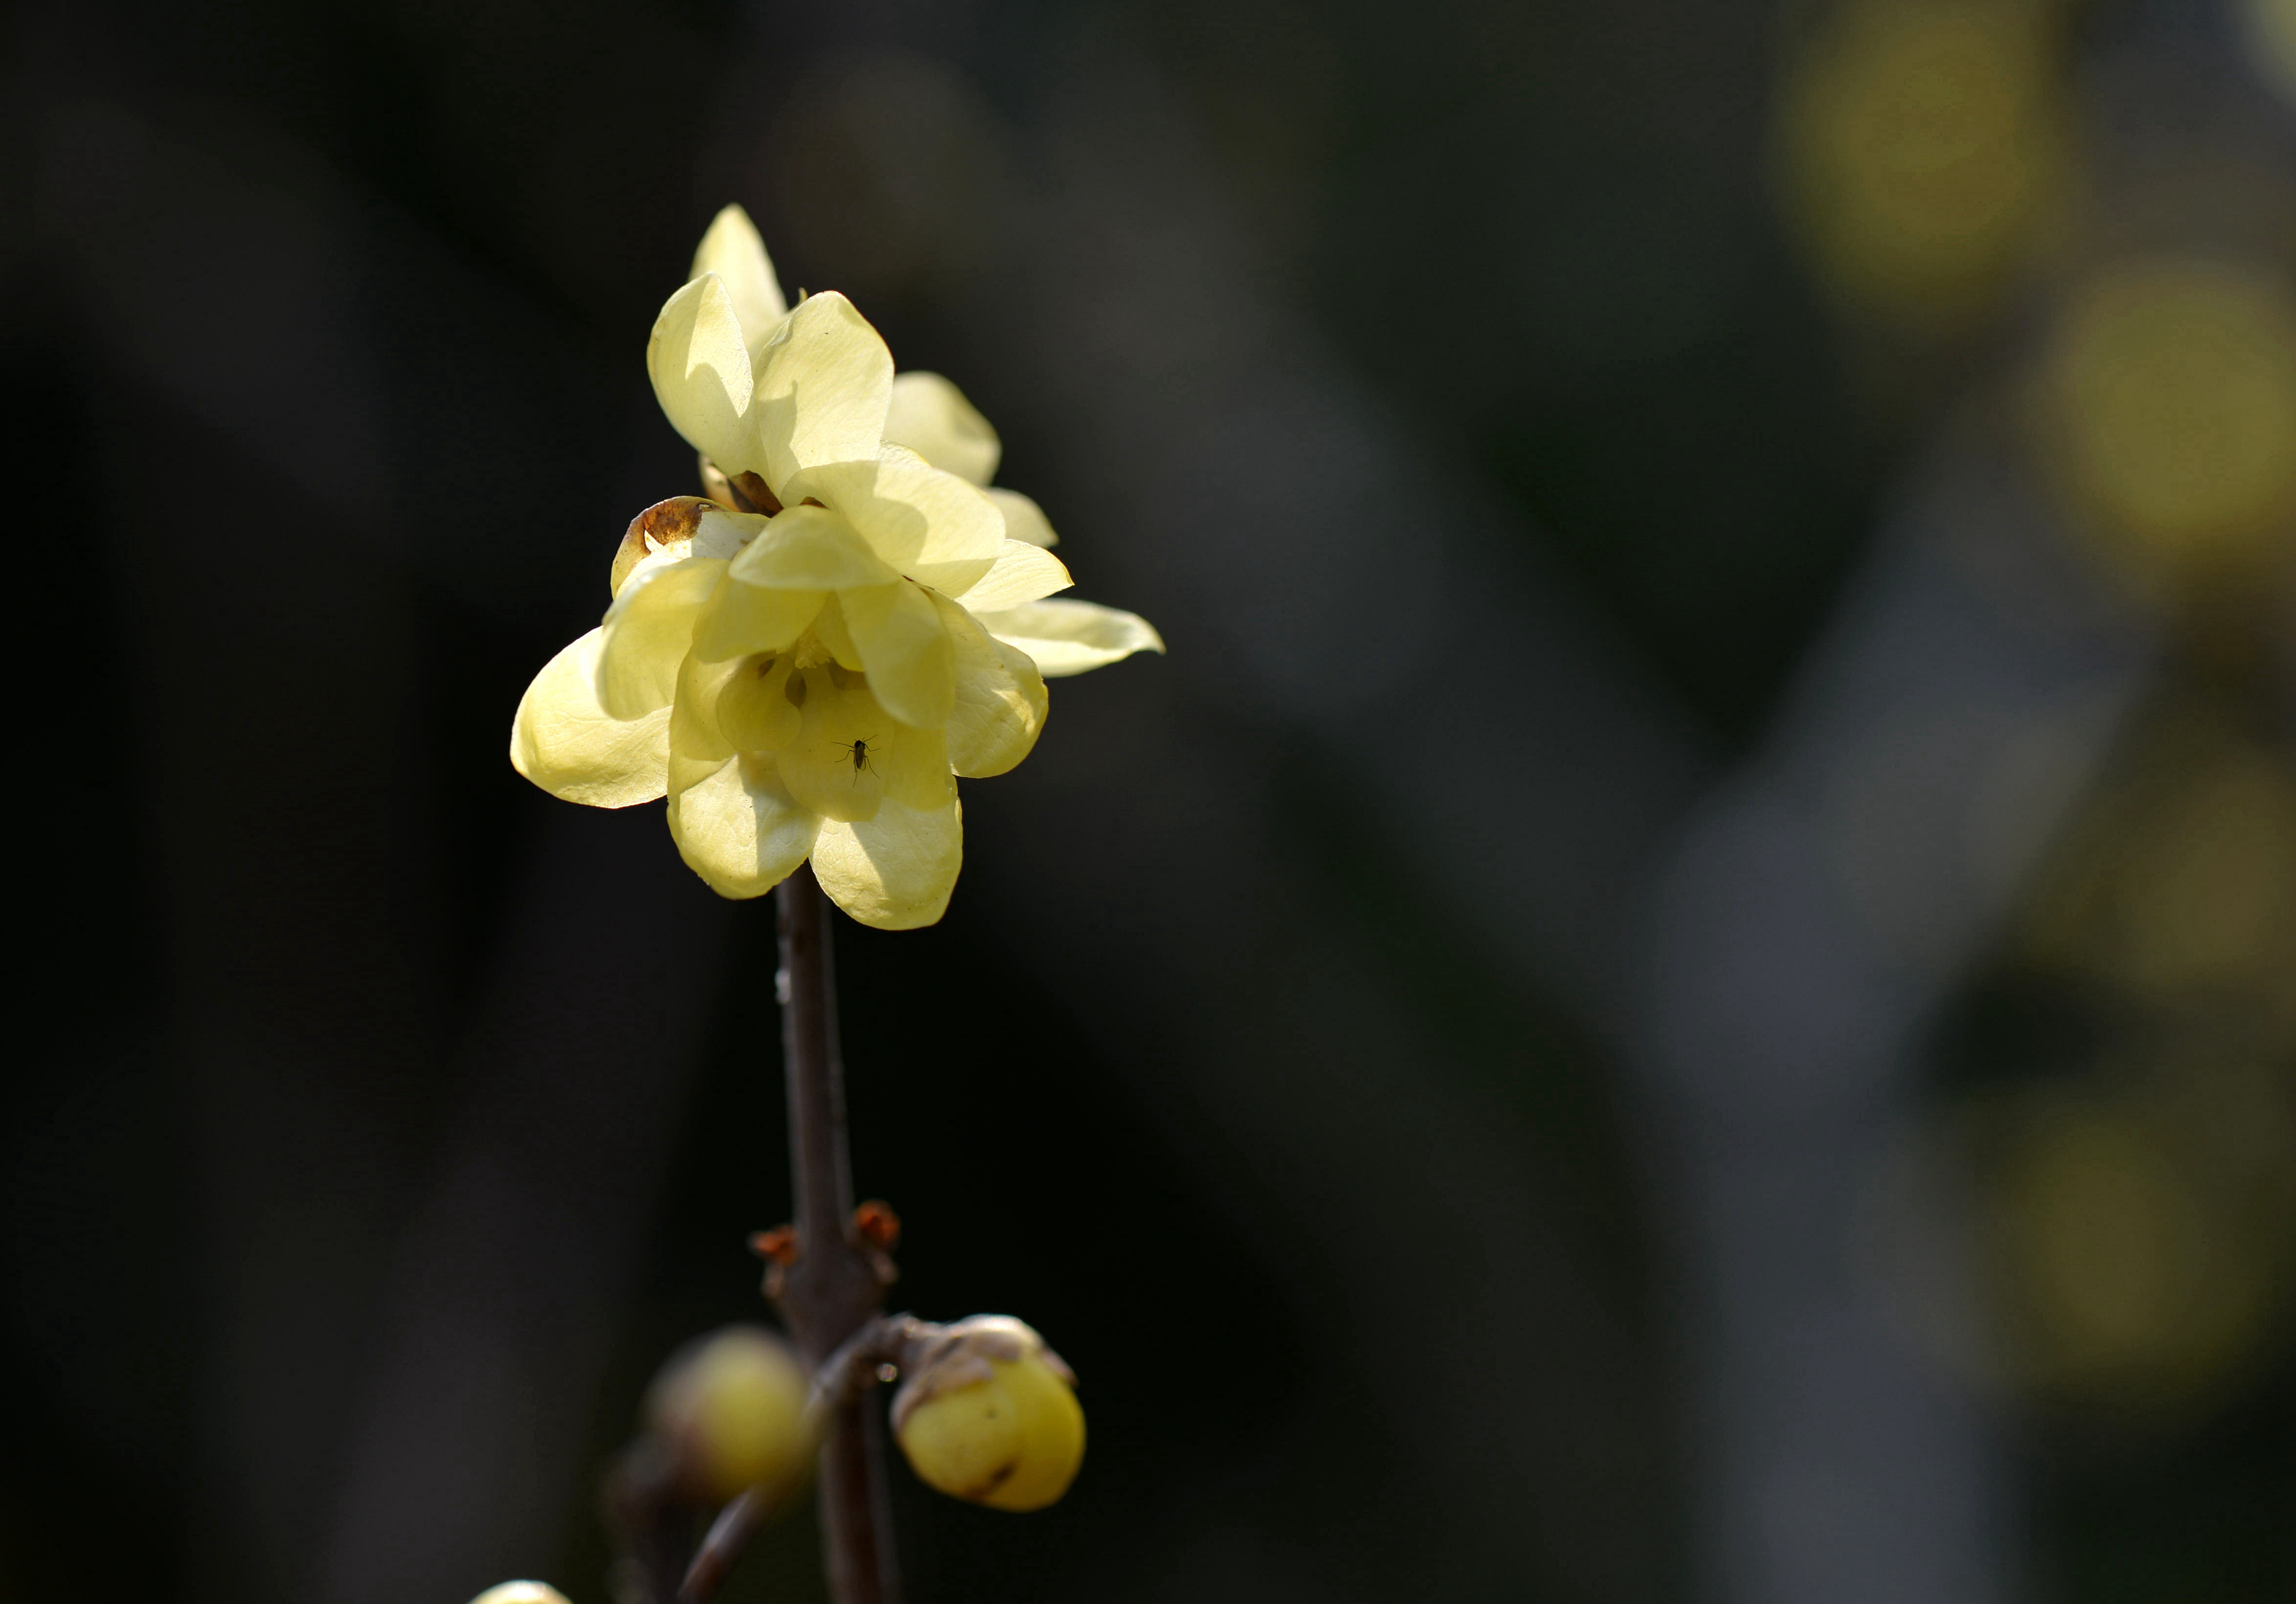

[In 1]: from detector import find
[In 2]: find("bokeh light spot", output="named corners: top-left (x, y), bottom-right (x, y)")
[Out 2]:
top-left (2037, 259), bottom-right (2296, 583)
top-left (1779, 0), bottom-right (2069, 330)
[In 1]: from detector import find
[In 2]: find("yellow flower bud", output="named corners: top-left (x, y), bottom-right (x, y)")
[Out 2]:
top-left (891, 1316), bottom-right (1083, 1511)
top-left (645, 1324), bottom-right (816, 1502)
top-left (467, 1585), bottom-right (572, 1604)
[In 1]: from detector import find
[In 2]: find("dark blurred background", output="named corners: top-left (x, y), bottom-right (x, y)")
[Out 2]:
top-left (5, 0), bottom-right (2294, 1601)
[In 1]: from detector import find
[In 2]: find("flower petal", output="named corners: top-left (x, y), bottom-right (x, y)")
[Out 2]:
top-left (798, 446), bottom-right (1004, 587)
top-left (813, 795), bottom-right (963, 930)
top-left (647, 274), bottom-right (758, 474)
top-left (692, 578), bottom-right (826, 663)
top-left (597, 557), bottom-right (723, 718)
top-left (883, 371), bottom-right (1001, 485)
top-left (511, 628), bottom-right (671, 806)
top-left (880, 721), bottom-right (957, 812)
top-left (987, 487), bottom-right (1058, 547)
top-left (729, 504), bottom-right (900, 591)
top-left (952, 540), bottom-right (1072, 612)
top-left (712, 652), bottom-right (804, 753)
top-left (774, 667), bottom-right (954, 821)
top-left (668, 752), bottom-right (821, 900)
top-left (777, 669), bottom-right (886, 822)
top-left (972, 598), bottom-right (1164, 678)
top-left (754, 292), bottom-right (893, 490)
top-left (690, 205), bottom-right (787, 357)
top-left (935, 593), bottom-right (1047, 778)
top-left (669, 650), bottom-right (739, 765)
top-left (809, 594), bottom-right (866, 671)
top-left (841, 579), bottom-right (956, 729)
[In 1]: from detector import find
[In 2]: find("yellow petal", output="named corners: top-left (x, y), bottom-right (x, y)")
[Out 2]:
top-left (952, 540), bottom-right (1072, 612)
top-left (690, 205), bottom-right (787, 356)
top-left (511, 628), bottom-right (671, 806)
top-left (596, 557), bottom-right (723, 718)
top-left (692, 578), bottom-right (826, 663)
top-left (668, 751), bottom-right (821, 900)
top-left (690, 504), bottom-right (765, 562)
top-left (669, 650), bottom-right (738, 765)
top-left (813, 795), bottom-right (963, 930)
top-left (648, 274), bottom-right (758, 474)
top-left (883, 371), bottom-right (1001, 485)
top-left (840, 579), bottom-right (956, 729)
top-left (879, 721), bottom-right (957, 812)
top-left (777, 669), bottom-right (887, 822)
top-left (775, 669), bottom-right (954, 822)
top-left (972, 598), bottom-right (1163, 678)
top-left (729, 503), bottom-right (900, 592)
top-left (934, 593), bottom-right (1046, 778)
top-left (713, 652), bottom-right (804, 753)
top-left (797, 447), bottom-right (1003, 588)
top-left (986, 486), bottom-right (1058, 547)
top-left (809, 593), bottom-right (866, 671)
top-left (754, 291), bottom-right (893, 491)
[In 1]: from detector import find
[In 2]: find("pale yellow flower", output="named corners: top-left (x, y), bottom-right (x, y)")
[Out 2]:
top-left (511, 207), bottom-right (1160, 928)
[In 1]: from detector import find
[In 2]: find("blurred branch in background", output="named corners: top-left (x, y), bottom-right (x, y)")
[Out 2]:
top-left (1734, 3), bottom-right (2296, 1601)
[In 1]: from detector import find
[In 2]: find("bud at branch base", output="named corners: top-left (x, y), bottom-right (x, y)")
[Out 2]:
top-left (892, 1316), bottom-right (1084, 1511)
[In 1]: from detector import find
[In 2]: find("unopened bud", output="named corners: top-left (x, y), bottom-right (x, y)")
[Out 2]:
top-left (467, 1584), bottom-right (572, 1604)
top-left (645, 1324), bottom-right (816, 1502)
top-left (891, 1316), bottom-right (1083, 1512)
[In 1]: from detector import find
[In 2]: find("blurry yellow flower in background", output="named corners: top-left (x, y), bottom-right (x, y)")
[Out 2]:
top-left (512, 206), bottom-right (1161, 928)
top-left (1778, 0), bottom-right (2070, 333)
top-left (1867, 708), bottom-right (2296, 1430)
top-left (645, 1324), bottom-right (818, 1503)
top-left (2033, 258), bottom-right (2296, 589)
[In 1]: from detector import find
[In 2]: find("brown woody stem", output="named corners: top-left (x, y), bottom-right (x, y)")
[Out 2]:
top-left (771, 864), bottom-right (901, 1604)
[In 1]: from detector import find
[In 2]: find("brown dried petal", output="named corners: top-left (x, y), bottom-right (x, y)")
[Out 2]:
top-left (699, 456), bottom-right (784, 516)
top-left (608, 496), bottom-right (716, 596)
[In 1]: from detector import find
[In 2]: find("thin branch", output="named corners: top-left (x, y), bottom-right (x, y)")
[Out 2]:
top-left (677, 1487), bottom-right (767, 1604)
top-left (773, 865), bottom-right (902, 1604)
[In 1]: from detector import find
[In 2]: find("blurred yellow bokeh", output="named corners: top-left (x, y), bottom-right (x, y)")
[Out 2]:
top-left (644, 1325), bottom-right (817, 1502)
top-left (1987, 1096), bottom-right (2248, 1403)
top-left (1926, 703), bottom-right (2296, 1423)
top-left (2240, 0), bottom-right (2296, 107)
top-left (2108, 750), bottom-right (2296, 998)
top-left (2024, 712), bottom-right (2296, 1020)
top-left (1779, 0), bottom-right (2069, 330)
top-left (2035, 259), bottom-right (2296, 585)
